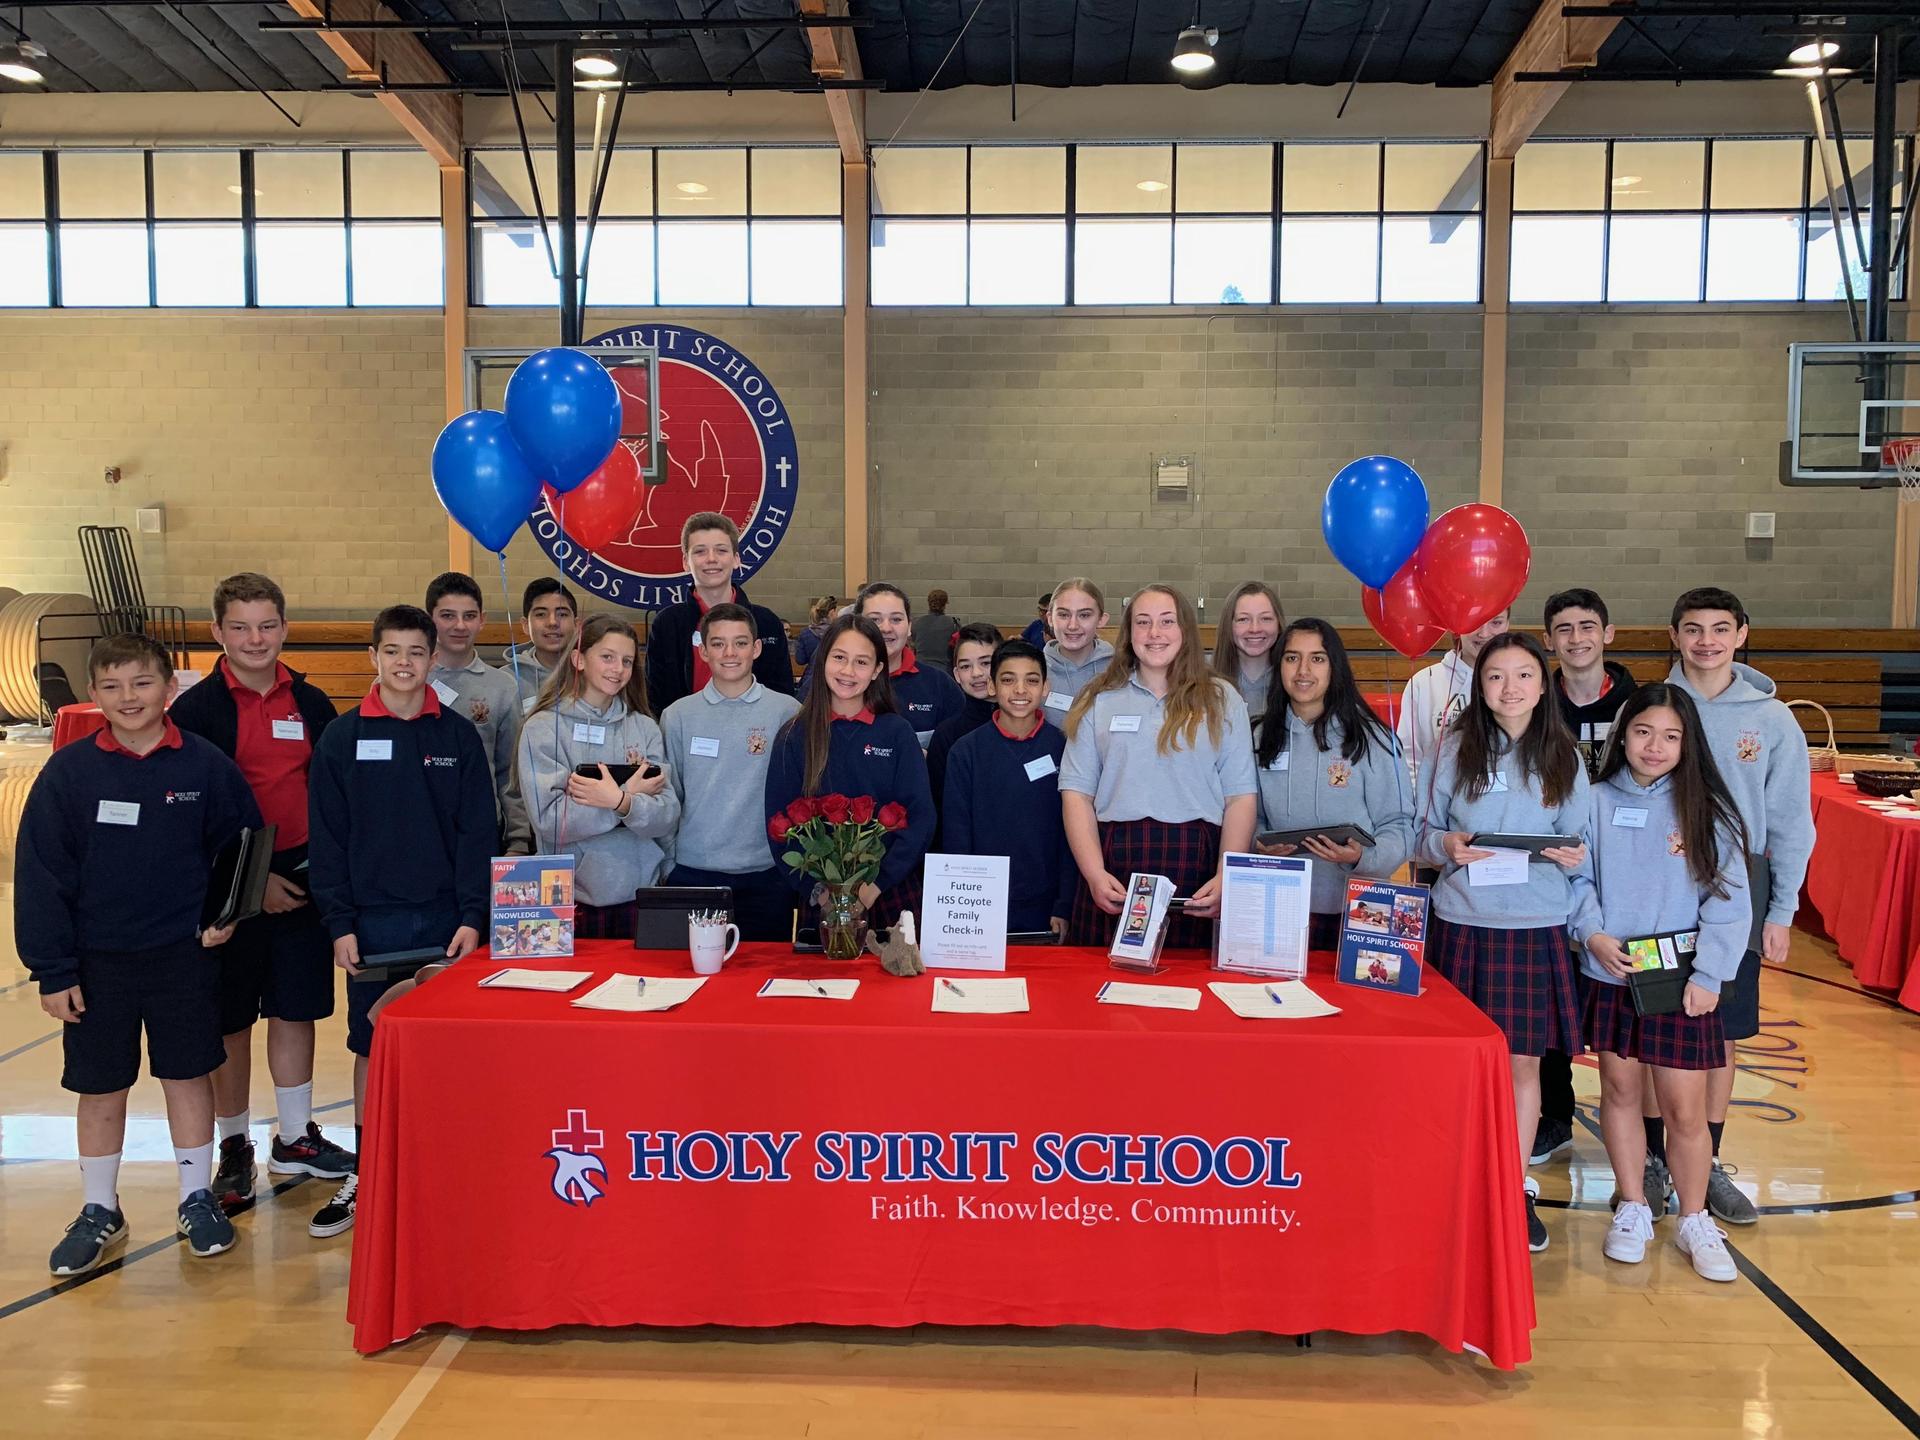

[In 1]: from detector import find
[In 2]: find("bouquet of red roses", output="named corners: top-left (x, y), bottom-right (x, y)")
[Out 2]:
top-left (768, 793), bottom-right (910, 890)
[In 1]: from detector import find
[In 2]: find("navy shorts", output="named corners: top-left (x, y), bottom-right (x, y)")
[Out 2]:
top-left (345, 902), bottom-right (462, 1058)
top-left (219, 855), bottom-right (336, 1032)
top-left (62, 940), bottom-right (224, 1095)
top-left (1717, 948), bottom-right (1763, 1042)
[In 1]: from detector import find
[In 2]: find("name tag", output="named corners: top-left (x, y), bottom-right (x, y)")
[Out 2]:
top-left (521, 696), bottom-right (537, 714)
top-left (430, 680), bottom-right (458, 707)
top-left (1488, 771), bottom-right (1509, 793)
top-left (1612, 807), bottom-right (1649, 829)
top-left (1024, 754), bottom-right (1058, 782)
top-left (96, 800), bottom-right (140, 826)
top-left (271, 718), bottom-right (305, 742)
top-left (690, 736), bottom-right (721, 758)
top-left (1267, 752), bottom-right (1289, 772)
top-left (1110, 714), bottom-right (1143, 734)
top-left (1044, 692), bottom-right (1072, 712)
top-left (573, 723), bottom-right (607, 745)
top-left (357, 739), bottom-right (393, 762)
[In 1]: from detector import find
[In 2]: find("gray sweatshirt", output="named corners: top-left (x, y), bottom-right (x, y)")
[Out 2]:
top-left (430, 652), bottom-right (531, 849)
top-left (1666, 662), bottom-right (1813, 928)
top-left (1255, 710), bottom-right (1414, 914)
top-left (517, 693), bottom-right (679, 906)
top-left (1041, 638), bottom-right (1114, 729)
top-left (660, 680), bottom-right (802, 875)
top-left (502, 642), bottom-right (556, 711)
top-left (1569, 771), bottom-right (1750, 994)
top-left (1418, 732), bottom-right (1595, 930)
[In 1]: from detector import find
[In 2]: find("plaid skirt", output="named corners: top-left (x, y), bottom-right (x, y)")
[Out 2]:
top-left (1428, 917), bottom-right (1580, 1058)
top-left (1582, 978), bottom-right (1725, 1070)
top-left (1065, 818), bottom-right (1221, 951)
top-left (574, 900), bottom-right (636, 942)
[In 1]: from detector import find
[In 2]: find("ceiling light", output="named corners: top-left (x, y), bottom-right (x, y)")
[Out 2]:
top-left (1788, 41), bottom-right (1839, 65)
top-left (1136, 179), bottom-right (1168, 192)
top-left (577, 75), bottom-right (621, 91)
top-left (573, 50), bottom-right (619, 78)
top-left (1170, 26), bottom-right (1218, 74)
top-left (1774, 64), bottom-right (1853, 77)
top-left (675, 181), bottom-right (709, 195)
top-left (0, 40), bottom-right (47, 84)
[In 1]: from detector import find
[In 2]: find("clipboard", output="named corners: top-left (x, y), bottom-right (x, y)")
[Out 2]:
top-left (201, 824), bottom-right (278, 930)
top-left (1257, 823), bottom-right (1376, 850)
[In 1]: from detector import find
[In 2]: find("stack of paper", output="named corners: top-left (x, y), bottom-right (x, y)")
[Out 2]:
top-left (1096, 981), bottom-right (1202, 1011)
top-left (1207, 980), bottom-right (1342, 1020)
top-left (478, 968), bottom-right (593, 992)
top-left (757, 978), bottom-right (860, 1001)
top-left (1466, 848), bottom-right (1530, 887)
top-left (931, 977), bottom-right (1028, 1014)
top-left (571, 975), bottom-right (707, 1013)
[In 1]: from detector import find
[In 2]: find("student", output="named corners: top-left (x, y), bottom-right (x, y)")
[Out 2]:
top-left (425, 571), bottom-right (531, 852)
top-left (307, 605), bottom-right (495, 1239)
top-left (1022, 593), bottom-right (1052, 649)
top-left (1060, 584), bottom-right (1258, 951)
top-left (1213, 581), bottom-right (1285, 715)
top-left (926, 621), bottom-right (1003, 812)
top-left (849, 582), bottom-right (966, 749)
top-left (1041, 578), bottom-right (1114, 730)
top-left (765, 615), bottom-right (934, 930)
top-left (1533, 586), bottom-right (1640, 1170)
top-left (1572, 685), bottom-right (1748, 1283)
top-left (16, 633), bottom-right (259, 1273)
top-left (169, 573), bottom-right (355, 1212)
top-left (794, 595), bottom-right (838, 672)
top-left (660, 602), bottom-right (802, 942)
top-left (520, 614), bottom-right (680, 938)
top-left (1396, 609), bottom-right (1510, 783)
top-left (943, 639), bottom-right (1076, 936)
top-left (645, 511), bottom-right (796, 714)
top-left (1252, 620), bottom-right (1412, 952)
top-left (1665, 586), bottom-right (1813, 1227)
top-left (503, 578), bottom-right (579, 711)
top-left (910, 589), bottom-right (962, 673)
top-left (1418, 631), bottom-right (1592, 1255)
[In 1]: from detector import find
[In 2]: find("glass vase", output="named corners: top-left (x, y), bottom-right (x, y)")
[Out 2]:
top-left (819, 883), bottom-right (868, 960)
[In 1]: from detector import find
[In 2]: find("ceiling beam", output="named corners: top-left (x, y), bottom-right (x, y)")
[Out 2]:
top-left (799, 0), bottom-right (865, 161)
top-left (1488, 3), bottom-right (1622, 158)
top-left (284, 0), bottom-right (460, 166)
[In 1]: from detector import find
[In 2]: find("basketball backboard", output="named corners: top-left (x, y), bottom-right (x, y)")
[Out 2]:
top-left (1784, 341), bottom-right (1920, 486)
top-left (465, 346), bottom-right (662, 485)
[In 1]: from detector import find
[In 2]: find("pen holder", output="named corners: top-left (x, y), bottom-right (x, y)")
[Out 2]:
top-left (689, 917), bottom-right (740, 975)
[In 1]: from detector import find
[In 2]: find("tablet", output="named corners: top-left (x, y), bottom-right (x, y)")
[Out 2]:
top-left (633, 885), bottom-right (733, 949)
top-left (1468, 832), bottom-right (1577, 859)
top-left (1257, 823), bottom-right (1376, 851)
top-left (353, 946), bottom-right (448, 983)
top-left (572, 761), bottom-right (660, 787)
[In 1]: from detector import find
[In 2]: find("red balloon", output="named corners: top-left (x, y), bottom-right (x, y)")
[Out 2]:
top-left (1412, 504), bottom-right (1531, 636)
top-left (1363, 561), bottom-right (1447, 659)
top-left (552, 441), bottom-right (643, 552)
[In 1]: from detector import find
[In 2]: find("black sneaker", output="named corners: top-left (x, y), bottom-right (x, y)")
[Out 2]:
top-left (1528, 1117), bottom-right (1574, 1166)
top-left (50, 1203), bottom-right (127, 1277)
top-left (177, 1189), bottom-right (237, 1257)
top-left (308, 1172), bottom-right (358, 1238)
top-left (1525, 1189), bottom-right (1548, 1253)
top-left (269, 1122), bottom-right (357, 1180)
top-left (211, 1135), bottom-right (256, 1211)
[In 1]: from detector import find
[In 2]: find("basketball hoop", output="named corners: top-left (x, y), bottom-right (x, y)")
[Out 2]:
top-left (1885, 439), bottom-right (1920, 504)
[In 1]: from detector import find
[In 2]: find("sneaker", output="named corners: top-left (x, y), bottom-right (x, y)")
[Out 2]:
top-left (49, 1203), bottom-right (127, 1277)
top-left (269, 1122), bottom-right (357, 1180)
top-left (1528, 1117), bottom-right (1574, 1166)
top-left (176, 1189), bottom-right (237, 1258)
top-left (211, 1135), bottom-right (256, 1211)
top-left (1708, 1161), bottom-right (1758, 1225)
top-left (1523, 1177), bottom-right (1548, 1253)
top-left (308, 1172), bottom-right (358, 1238)
top-left (1603, 1200), bottom-right (1655, 1264)
top-left (1676, 1210), bottom-right (1739, 1283)
top-left (1609, 1156), bottom-right (1673, 1221)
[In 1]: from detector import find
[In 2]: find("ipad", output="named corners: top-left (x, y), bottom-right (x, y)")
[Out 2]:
top-left (572, 761), bottom-right (661, 787)
top-left (353, 947), bottom-right (448, 983)
top-left (1468, 832), bottom-right (1576, 860)
top-left (633, 885), bottom-right (733, 949)
top-left (1257, 823), bottom-right (1376, 851)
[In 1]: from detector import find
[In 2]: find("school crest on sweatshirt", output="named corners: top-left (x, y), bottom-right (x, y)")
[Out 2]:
top-left (468, 698), bottom-right (491, 727)
top-left (1736, 730), bottom-right (1762, 763)
top-left (1326, 760), bottom-right (1352, 788)
top-left (1667, 829), bottom-right (1686, 857)
top-left (747, 727), bottom-right (768, 756)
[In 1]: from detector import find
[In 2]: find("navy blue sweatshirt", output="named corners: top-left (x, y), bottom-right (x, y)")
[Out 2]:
top-left (645, 584), bottom-right (795, 716)
top-left (306, 689), bottom-right (496, 940)
top-left (14, 724), bottom-right (260, 993)
top-left (927, 694), bottom-right (995, 815)
top-left (941, 718), bottom-right (1077, 932)
top-left (763, 710), bottom-right (935, 896)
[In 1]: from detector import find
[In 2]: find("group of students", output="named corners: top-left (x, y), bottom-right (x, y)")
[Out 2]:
top-left (14, 509), bottom-right (1811, 1290)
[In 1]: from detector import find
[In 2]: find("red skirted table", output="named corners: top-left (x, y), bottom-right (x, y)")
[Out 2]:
top-left (1802, 772), bottom-right (1920, 1010)
top-left (50, 704), bottom-right (108, 749)
top-left (347, 942), bottom-right (1535, 1367)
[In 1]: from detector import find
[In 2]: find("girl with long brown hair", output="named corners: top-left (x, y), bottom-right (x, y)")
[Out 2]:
top-left (1059, 584), bottom-right (1257, 949)
top-left (1212, 580), bottom-right (1285, 714)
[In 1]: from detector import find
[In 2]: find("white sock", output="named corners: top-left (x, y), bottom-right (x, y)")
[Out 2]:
top-left (79, 1153), bottom-right (122, 1211)
top-left (274, 1083), bottom-right (313, 1142)
top-left (217, 1111), bottom-right (249, 1143)
top-left (176, 1142), bottom-right (215, 1201)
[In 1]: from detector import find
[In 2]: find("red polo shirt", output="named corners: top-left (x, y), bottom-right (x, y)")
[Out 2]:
top-left (689, 588), bottom-right (739, 694)
top-left (227, 659), bottom-right (312, 850)
top-left (892, 647), bottom-right (921, 677)
top-left (95, 718), bottom-right (185, 758)
top-left (360, 682), bottom-right (444, 720)
top-left (831, 708), bottom-right (876, 725)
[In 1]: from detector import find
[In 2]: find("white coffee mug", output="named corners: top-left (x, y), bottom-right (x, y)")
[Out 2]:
top-left (689, 919), bottom-right (740, 975)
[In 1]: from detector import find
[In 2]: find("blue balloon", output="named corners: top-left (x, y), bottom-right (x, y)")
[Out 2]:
top-left (1321, 455), bottom-right (1431, 590)
top-left (504, 347), bottom-right (624, 494)
top-left (431, 410), bottom-right (542, 553)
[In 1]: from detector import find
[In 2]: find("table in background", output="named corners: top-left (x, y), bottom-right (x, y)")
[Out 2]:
top-left (348, 943), bottom-right (1535, 1367)
top-left (1802, 772), bottom-right (1920, 1011)
top-left (50, 704), bottom-right (107, 749)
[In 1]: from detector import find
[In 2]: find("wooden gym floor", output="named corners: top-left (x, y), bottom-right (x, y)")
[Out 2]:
top-left (1, 738), bottom-right (1918, 1440)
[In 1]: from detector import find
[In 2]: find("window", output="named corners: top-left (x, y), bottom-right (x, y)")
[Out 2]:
top-left (871, 217), bottom-right (965, 305)
top-left (869, 145), bottom-right (1066, 305)
top-left (1076, 145), bottom-right (1172, 304)
top-left (0, 151), bottom-right (48, 306)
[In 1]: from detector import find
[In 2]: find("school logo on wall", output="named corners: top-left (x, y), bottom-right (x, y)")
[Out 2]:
top-left (528, 324), bottom-right (799, 611)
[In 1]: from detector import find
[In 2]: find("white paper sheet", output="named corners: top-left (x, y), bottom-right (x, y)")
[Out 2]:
top-left (1096, 981), bottom-right (1202, 1011)
top-left (1466, 847), bottom-right (1531, 887)
top-left (477, 968), bottom-right (593, 992)
top-left (1207, 980), bottom-right (1342, 1020)
top-left (570, 975), bottom-right (707, 1013)
top-left (930, 976), bottom-right (1029, 1014)
top-left (757, 978), bottom-right (860, 1000)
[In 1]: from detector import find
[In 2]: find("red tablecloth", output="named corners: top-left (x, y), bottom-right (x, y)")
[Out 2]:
top-left (1803, 772), bottom-right (1920, 1011)
top-left (50, 704), bottom-right (108, 749)
top-left (1364, 692), bottom-right (1398, 725)
top-left (348, 942), bottom-right (1533, 1364)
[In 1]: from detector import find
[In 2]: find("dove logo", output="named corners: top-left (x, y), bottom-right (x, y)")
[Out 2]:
top-left (547, 1109), bottom-right (609, 1208)
top-left (529, 323), bottom-right (799, 611)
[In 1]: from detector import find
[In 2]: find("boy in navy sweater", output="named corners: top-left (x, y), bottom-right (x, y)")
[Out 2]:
top-left (304, 604), bottom-right (494, 1239)
top-left (941, 640), bottom-right (1076, 936)
top-left (926, 622), bottom-right (1002, 818)
top-left (15, 633), bottom-right (259, 1274)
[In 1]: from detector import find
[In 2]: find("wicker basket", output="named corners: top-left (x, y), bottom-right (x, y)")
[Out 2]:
top-left (1785, 700), bottom-right (1837, 773)
top-left (1840, 753), bottom-right (1919, 778)
top-left (1857, 768), bottom-right (1920, 798)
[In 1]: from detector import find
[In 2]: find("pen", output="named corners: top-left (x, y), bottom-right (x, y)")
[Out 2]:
top-left (941, 978), bottom-right (966, 998)
top-left (635, 976), bottom-right (647, 995)
top-left (811, 980), bottom-right (831, 997)
top-left (1097, 981), bottom-right (1111, 1000)
top-left (1265, 984), bottom-right (1284, 1006)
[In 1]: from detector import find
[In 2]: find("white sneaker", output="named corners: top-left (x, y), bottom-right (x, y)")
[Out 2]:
top-left (1604, 1200), bottom-right (1655, 1263)
top-left (1675, 1210), bottom-right (1738, 1283)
